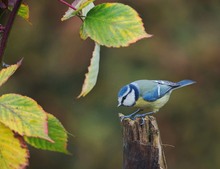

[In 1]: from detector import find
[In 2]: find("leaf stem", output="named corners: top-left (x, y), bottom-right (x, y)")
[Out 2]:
top-left (0, 0), bottom-right (23, 64)
top-left (58, 0), bottom-right (77, 10)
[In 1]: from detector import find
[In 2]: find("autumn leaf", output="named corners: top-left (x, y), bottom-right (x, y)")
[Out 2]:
top-left (0, 59), bottom-right (22, 88)
top-left (25, 113), bottom-right (69, 154)
top-left (0, 94), bottom-right (52, 141)
top-left (78, 43), bottom-right (100, 97)
top-left (0, 123), bottom-right (29, 169)
top-left (81, 3), bottom-right (152, 47)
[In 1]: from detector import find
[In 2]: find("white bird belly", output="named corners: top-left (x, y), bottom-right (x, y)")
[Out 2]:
top-left (134, 94), bottom-right (171, 112)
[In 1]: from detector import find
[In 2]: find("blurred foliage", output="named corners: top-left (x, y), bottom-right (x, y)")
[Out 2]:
top-left (1, 0), bottom-right (220, 168)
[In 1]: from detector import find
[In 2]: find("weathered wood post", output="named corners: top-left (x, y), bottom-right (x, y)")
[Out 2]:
top-left (119, 114), bottom-right (167, 169)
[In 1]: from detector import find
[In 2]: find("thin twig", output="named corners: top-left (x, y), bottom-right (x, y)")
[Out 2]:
top-left (0, 0), bottom-right (23, 63)
top-left (58, 0), bottom-right (77, 10)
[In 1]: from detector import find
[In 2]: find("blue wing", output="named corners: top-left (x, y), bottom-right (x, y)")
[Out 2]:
top-left (143, 80), bottom-right (179, 102)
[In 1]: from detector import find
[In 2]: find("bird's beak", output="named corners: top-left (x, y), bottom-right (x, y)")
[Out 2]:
top-left (117, 103), bottom-right (122, 107)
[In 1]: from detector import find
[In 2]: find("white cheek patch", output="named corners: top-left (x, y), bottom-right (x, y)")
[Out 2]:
top-left (123, 90), bottom-right (136, 107)
top-left (118, 85), bottom-right (131, 106)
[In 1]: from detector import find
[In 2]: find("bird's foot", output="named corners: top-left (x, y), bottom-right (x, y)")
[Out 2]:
top-left (120, 109), bottom-right (143, 122)
top-left (134, 112), bottom-right (155, 125)
top-left (120, 114), bottom-right (132, 122)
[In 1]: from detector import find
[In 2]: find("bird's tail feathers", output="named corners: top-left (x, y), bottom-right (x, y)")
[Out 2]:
top-left (174, 79), bottom-right (196, 90)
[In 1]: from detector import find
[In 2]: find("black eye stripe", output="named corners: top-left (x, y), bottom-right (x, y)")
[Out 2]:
top-left (121, 87), bottom-right (132, 104)
top-left (121, 96), bottom-right (126, 104)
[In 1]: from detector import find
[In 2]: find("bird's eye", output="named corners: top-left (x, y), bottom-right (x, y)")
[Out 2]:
top-left (121, 95), bottom-right (127, 104)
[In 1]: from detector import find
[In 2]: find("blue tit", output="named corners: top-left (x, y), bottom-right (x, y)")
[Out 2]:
top-left (118, 79), bottom-right (195, 120)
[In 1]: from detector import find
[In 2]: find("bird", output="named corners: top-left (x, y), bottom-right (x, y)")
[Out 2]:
top-left (117, 79), bottom-right (195, 121)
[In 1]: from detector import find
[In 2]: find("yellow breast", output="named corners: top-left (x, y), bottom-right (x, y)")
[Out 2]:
top-left (134, 94), bottom-right (171, 112)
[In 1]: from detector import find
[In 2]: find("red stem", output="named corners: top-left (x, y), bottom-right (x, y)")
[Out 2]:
top-left (59, 0), bottom-right (77, 10)
top-left (0, 0), bottom-right (23, 63)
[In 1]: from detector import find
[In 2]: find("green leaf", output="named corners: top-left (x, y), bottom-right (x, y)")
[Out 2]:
top-left (18, 4), bottom-right (30, 22)
top-left (0, 123), bottom-right (29, 169)
top-left (0, 94), bottom-right (52, 141)
top-left (78, 43), bottom-right (100, 97)
top-left (8, 4), bottom-right (30, 22)
top-left (79, 0), bottom-right (95, 39)
top-left (81, 3), bottom-right (152, 47)
top-left (80, 24), bottom-right (88, 40)
top-left (25, 113), bottom-right (69, 154)
top-left (0, 59), bottom-right (21, 88)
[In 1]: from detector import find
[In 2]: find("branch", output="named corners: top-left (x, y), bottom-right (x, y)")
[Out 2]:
top-left (0, 0), bottom-right (23, 63)
top-left (58, 0), bottom-right (77, 10)
top-left (120, 114), bottom-right (167, 169)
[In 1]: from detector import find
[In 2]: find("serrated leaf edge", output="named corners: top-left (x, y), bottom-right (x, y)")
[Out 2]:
top-left (0, 93), bottom-right (53, 142)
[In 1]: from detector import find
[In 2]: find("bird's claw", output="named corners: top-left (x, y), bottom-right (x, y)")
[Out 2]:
top-left (120, 109), bottom-right (143, 122)
top-left (120, 116), bottom-right (125, 122)
top-left (134, 112), bottom-right (154, 125)
top-left (120, 111), bottom-right (155, 125)
top-left (120, 114), bottom-right (135, 122)
top-left (140, 117), bottom-right (145, 125)
top-left (120, 114), bottom-right (146, 125)
top-left (133, 114), bottom-right (146, 125)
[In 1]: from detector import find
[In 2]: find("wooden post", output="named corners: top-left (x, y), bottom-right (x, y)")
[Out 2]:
top-left (119, 114), bottom-right (167, 169)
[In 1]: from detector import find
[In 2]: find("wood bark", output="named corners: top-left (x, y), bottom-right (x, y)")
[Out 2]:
top-left (120, 114), bottom-right (167, 169)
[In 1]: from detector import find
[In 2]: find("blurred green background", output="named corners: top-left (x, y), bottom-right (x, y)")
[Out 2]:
top-left (1, 0), bottom-right (220, 168)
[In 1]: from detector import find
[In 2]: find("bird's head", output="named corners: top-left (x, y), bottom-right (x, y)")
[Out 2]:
top-left (117, 83), bottom-right (139, 107)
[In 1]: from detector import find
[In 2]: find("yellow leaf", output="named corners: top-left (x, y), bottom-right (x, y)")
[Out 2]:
top-left (0, 59), bottom-right (22, 88)
top-left (0, 123), bottom-right (29, 169)
top-left (81, 3), bottom-right (152, 47)
top-left (0, 94), bottom-right (52, 141)
top-left (78, 43), bottom-right (100, 97)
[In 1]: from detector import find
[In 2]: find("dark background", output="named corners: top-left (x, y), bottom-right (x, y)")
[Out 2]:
top-left (2, 0), bottom-right (220, 168)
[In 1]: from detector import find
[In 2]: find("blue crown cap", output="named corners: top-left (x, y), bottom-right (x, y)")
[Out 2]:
top-left (118, 85), bottom-right (129, 97)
